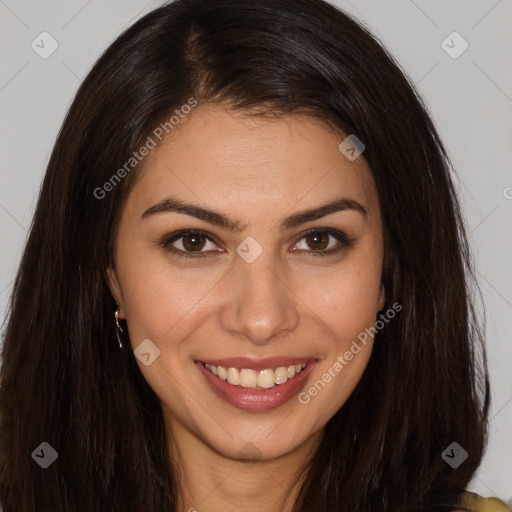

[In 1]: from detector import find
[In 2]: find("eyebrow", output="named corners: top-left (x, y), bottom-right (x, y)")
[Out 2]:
top-left (140, 195), bottom-right (368, 232)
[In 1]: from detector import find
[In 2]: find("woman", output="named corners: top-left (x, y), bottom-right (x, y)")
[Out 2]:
top-left (0, 0), bottom-right (508, 510)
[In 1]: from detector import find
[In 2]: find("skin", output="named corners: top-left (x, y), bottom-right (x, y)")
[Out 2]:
top-left (107, 106), bottom-right (385, 512)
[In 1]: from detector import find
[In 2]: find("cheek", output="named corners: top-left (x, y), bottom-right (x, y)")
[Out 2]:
top-left (116, 246), bottom-right (227, 348)
top-left (303, 248), bottom-right (383, 340)
top-left (293, 252), bottom-right (381, 421)
top-left (295, 343), bottom-right (372, 435)
top-left (115, 253), bottom-right (222, 415)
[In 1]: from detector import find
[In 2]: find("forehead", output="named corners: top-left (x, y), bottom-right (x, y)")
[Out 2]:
top-left (124, 106), bottom-right (378, 219)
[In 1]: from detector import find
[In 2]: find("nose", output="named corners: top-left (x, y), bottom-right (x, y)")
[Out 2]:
top-left (219, 251), bottom-right (300, 346)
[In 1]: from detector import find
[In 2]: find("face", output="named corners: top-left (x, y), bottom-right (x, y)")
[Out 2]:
top-left (107, 106), bottom-right (384, 463)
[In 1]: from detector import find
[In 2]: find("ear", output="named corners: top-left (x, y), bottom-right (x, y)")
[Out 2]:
top-left (106, 266), bottom-right (126, 319)
top-left (377, 282), bottom-right (385, 311)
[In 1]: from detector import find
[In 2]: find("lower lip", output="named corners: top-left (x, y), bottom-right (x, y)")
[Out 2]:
top-left (195, 360), bottom-right (318, 412)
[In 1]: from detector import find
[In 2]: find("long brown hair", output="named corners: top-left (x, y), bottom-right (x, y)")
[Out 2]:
top-left (0, 0), bottom-right (489, 510)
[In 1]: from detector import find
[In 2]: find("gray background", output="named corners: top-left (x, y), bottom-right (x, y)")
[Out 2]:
top-left (1, 0), bottom-right (511, 500)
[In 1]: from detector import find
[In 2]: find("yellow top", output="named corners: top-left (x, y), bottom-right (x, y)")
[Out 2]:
top-left (461, 493), bottom-right (511, 512)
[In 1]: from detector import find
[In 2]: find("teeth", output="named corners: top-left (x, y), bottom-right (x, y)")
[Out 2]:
top-left (204, 362), bottom-right (307, 389)
top-left (227, 367), bottom-right (240, 385)
top-left (274, 366), bottom-right (288, 384)
top-left (239, 369), bottom-right (258, 388)
top-left (257, 369), bottom-right (275, 389)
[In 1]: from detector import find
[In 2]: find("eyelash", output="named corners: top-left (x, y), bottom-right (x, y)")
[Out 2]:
top-left (160, 228), bottom-right (352, 260)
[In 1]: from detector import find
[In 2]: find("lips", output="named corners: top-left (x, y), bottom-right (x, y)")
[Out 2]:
top-left (195, 357), bottom-right (318, 412)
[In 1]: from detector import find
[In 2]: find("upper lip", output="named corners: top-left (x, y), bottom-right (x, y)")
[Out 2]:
top-left (197, 357), bottom-right (317, 371)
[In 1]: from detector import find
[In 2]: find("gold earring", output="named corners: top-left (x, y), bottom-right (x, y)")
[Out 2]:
top-left (114, 305), bottom-right (124, 349)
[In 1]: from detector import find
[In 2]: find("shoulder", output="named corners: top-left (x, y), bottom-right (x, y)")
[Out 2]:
top-left (455, 492), bottom-right (512, 512)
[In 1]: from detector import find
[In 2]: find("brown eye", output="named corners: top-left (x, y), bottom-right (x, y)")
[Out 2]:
top-left (161, 228), bottom-right (351, 261)
top-left (161, 229), bottom-right (220, 258)
top-left (181, 232), bottom-right (207, 252)
top-left (304, 232), bottom-right (330, 251)
top-left (293, 229), bottom-right (350, 256)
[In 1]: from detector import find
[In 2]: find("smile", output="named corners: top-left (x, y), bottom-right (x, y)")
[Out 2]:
top-left (204, 362), bottom-right (307, 389)
top-left (195, 358), bottom-right (318, 412)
